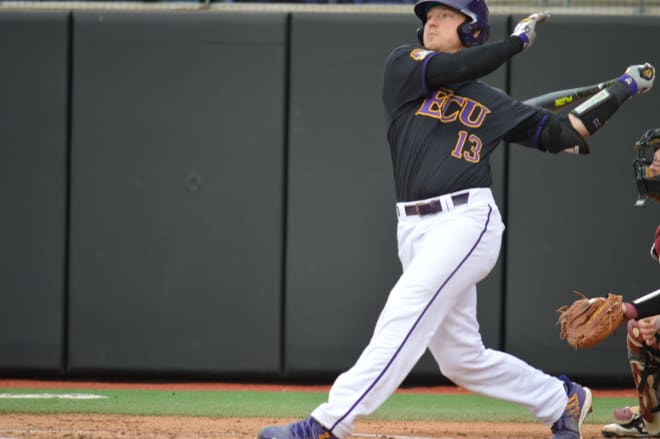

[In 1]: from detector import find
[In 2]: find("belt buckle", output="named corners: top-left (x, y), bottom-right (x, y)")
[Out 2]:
top-left (414, 201), bottom-right (438, 216)
top-left (452, 192), bottom-right (469, 206)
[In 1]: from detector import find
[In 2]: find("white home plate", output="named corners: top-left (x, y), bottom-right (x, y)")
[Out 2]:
top-left (353, 433), bottom-right (449, 439)
top-left (0, 393), bottom-right (107, 399)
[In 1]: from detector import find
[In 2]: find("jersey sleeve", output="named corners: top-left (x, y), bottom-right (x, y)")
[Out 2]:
top-left (501, 101), bottom-right (551, 149)
top-left (424, 36), bottom-right (523, 90)
top-left (382, 45), bottom-right (439, 120)
top-left (382, 40), bottom-right (523, 122)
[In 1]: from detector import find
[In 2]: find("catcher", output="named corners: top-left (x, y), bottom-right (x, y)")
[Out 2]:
top-left (600, 307), bottom-right (660, 438)
top-left (559, 128), bottom-right (660, 437)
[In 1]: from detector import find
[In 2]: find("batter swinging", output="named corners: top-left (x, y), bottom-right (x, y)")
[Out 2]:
top-left (258, 1), bottom-right (655, 438)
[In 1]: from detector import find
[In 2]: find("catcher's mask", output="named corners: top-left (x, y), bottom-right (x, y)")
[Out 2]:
top-left (414, 0), bottom-right (490, 48)
top-left (633, 128), bottom-right (660, 207)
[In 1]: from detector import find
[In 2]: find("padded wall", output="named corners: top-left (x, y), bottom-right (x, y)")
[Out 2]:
top-left (68, 11), bottom-right (287, 376)
top-left (5, 11), bottom-right (660, 383)
top-left (285, 13), bottom-right (508, 381)
top-left (0, 11), bottom-right (69, 373)
top-left (506, 15), bottom-right (660, 380)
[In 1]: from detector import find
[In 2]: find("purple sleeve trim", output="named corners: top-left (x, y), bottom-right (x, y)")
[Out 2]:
top-left (421, 51), bottom-right (441, 96)
top-left (533, 113), bottom-right (549, 147)
top-left (618, 73), bottom-right (638, 96)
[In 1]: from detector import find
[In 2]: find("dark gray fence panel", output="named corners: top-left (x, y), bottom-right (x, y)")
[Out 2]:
top-left (0, 11), bottom-right (69, 373)
top-left (285, 13), bottom-right (507, 381)
top-left (68, 11), bottom-right (286, 376)
top-left (507, 15), bottom-right (660, 381)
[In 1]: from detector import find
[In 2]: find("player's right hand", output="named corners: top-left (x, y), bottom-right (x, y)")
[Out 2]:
top-left (638, 316), bottom-right (660, 347)
top-left (620, 62), bottom-right (655, 95)
top-left (511, 11), bottom-right (550, 50)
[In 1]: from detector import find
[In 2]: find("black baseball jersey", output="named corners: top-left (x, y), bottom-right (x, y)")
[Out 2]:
top-left (383, 44), bottom-right (547, 202)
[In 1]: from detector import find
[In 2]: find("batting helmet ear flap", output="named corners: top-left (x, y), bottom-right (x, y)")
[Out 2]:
top-left (417, 26), bottom-right (424, 45)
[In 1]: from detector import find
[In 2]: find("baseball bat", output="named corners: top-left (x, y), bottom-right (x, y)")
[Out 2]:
top-left (522, 78), bottom-right (618, 112)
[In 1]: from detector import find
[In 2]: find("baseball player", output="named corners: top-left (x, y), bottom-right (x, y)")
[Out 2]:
top-left (258, 2), bottom-right (655, 439)
top-left (601, 129), bottom-right (660, 438)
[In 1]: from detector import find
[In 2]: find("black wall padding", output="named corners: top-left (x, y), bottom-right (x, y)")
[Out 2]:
top-left (284, 13), bottom-right (507, 381)
top-left (67, 11), bottom-right (287, 376)
top-left (506, 15), bottom-right (660, 380)
top-left (4, 10), bottom-right (660, 383)
top-left (0, 11), bottom-right (69, 374)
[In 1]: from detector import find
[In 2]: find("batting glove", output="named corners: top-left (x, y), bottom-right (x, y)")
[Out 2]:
top-left (619, 62), bottom-right (655, 96)
top-left (511, 11), bottom-right (550, 50)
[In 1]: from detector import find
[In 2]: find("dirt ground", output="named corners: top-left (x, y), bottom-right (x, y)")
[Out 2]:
top-left (0, 414), bottom-right (609, 439)
top-left (0, 380), bottom-right (628, 438)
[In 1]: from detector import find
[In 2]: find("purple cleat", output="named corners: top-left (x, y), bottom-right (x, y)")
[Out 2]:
top-left (258, 417), bottom-right (338, 439)
top-left (551, 375), bottom-right (593, 439)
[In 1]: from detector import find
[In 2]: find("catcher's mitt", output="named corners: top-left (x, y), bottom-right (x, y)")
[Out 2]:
top-left (557, 291), bottom-right (625, 349)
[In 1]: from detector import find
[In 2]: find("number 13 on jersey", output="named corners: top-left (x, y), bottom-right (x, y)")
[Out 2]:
top-left (451, 130), bottom-right (483, 163)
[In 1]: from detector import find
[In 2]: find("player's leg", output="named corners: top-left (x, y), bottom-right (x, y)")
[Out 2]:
top-left (428, 285), bottom-right (567, 423)
top-left (626, 319), bottom-right (660, 435)
top-left (602, 320), bottom-right (660, 437)
top-left (310, 191), bottom-right (505, 438)
top-left (427, 286), bottom-right (592, 438)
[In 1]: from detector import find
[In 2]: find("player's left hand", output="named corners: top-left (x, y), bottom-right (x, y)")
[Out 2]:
top-left (557, 291), bottom-right (626, 349)
top-left (511, 11), bottom-right (550, 50)
top-left (620, 62), bottom-right (655, 95)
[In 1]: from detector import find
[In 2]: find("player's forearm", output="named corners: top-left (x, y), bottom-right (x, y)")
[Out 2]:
top-left (569, 80), bottom-right (632, 135)
top-left (424, 36), bottom-right (523, 88)
top-left (627, 288), bottom-right (660, 320)
top-left (567, 113), bottom-right (589, 138)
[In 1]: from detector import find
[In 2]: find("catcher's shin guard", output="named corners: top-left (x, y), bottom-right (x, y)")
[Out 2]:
top-left (628, 320), bottom-right (660, 435)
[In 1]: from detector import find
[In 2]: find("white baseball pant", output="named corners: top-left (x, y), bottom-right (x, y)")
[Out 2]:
top-left (312, 187), bottom-right (567, 439)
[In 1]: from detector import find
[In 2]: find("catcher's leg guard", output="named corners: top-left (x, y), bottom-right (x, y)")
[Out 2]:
top-left (628, 320), bottom-right (660, 435)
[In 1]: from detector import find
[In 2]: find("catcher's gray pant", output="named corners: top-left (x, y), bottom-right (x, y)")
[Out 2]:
top-left (311, 188), bottom-right (567, 439)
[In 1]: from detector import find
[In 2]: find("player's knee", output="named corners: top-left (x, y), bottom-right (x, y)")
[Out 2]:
top-left (627, 319), bottom-right (644, 356)
top-left (437, 347), bottom-right (488, 382)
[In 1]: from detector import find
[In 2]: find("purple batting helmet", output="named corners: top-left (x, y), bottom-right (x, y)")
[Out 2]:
top-left (414, 0), bottom-right (490, 47)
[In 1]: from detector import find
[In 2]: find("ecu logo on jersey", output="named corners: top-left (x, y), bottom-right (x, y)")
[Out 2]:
top-left (409, 48), bottom-right (433, 61)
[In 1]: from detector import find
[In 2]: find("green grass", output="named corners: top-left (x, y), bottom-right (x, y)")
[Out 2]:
top-left (0, 388), bottom-right (637, 425)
